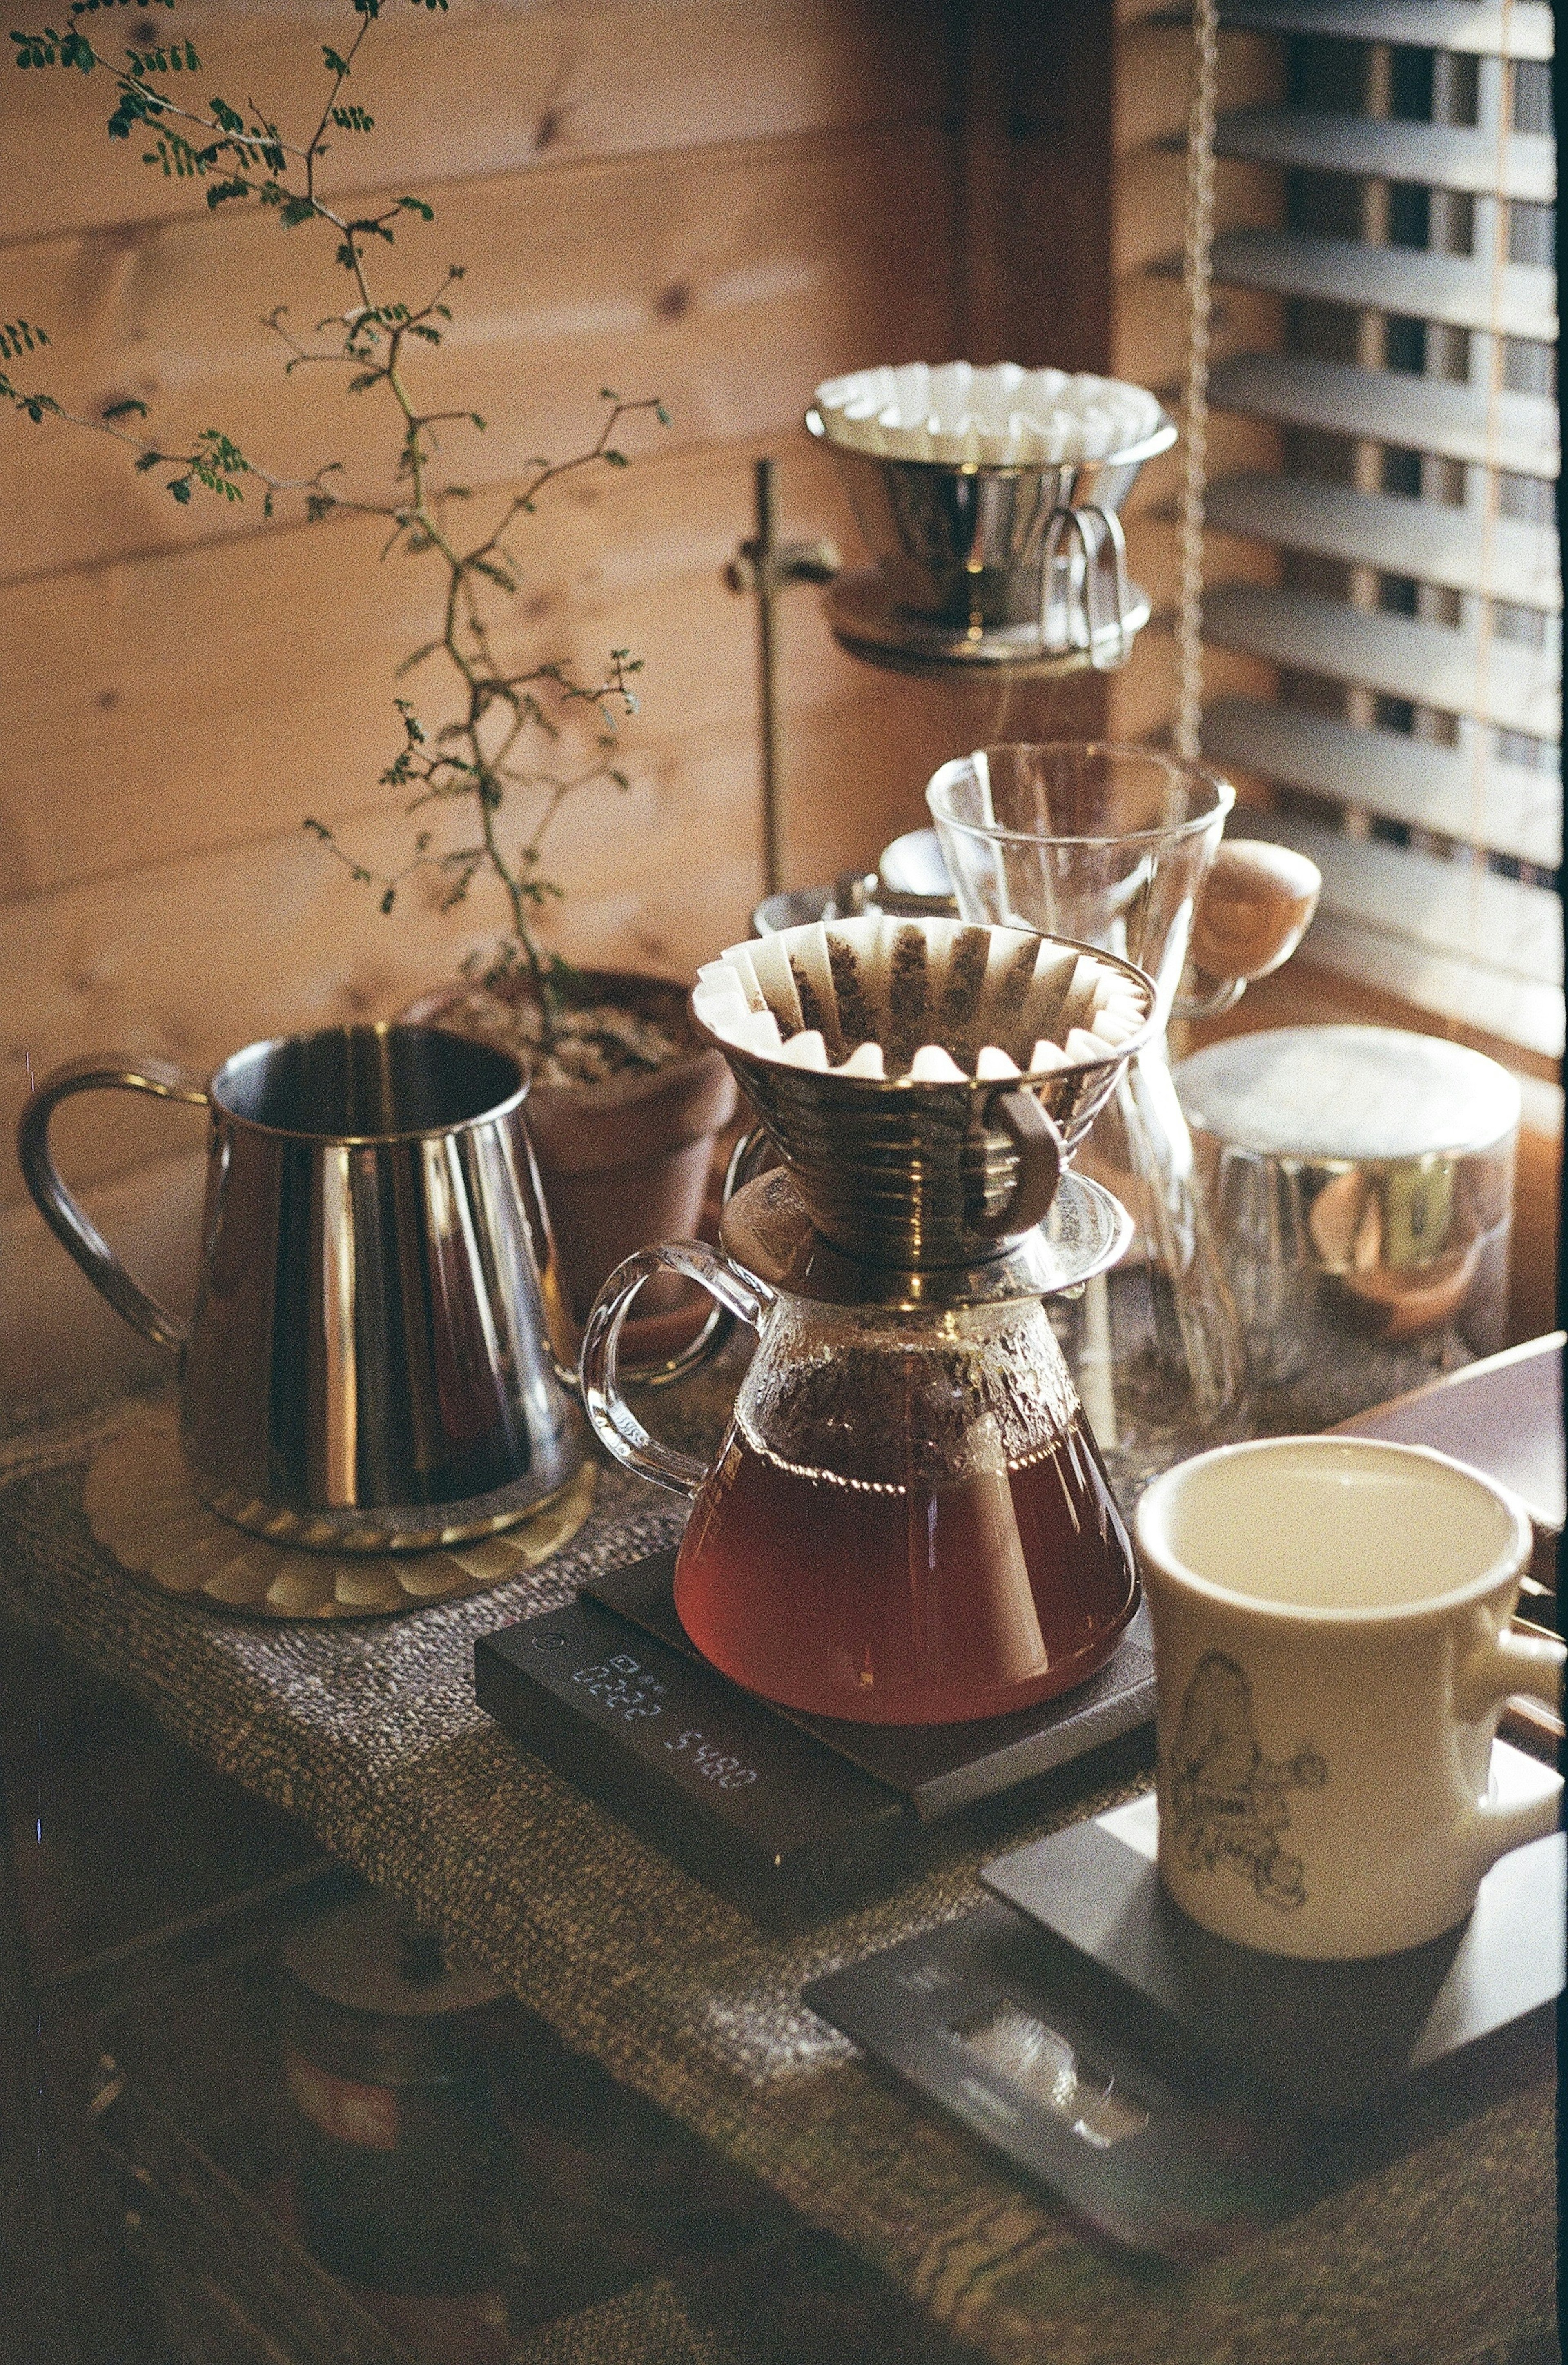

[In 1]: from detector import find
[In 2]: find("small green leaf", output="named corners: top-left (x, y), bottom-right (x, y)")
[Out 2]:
top-left (603, 448), bottom-right (628, 466)
top-left (101, 396), bottom-right (149, 419)
top-left (167, 475), bottom-right (192, 503)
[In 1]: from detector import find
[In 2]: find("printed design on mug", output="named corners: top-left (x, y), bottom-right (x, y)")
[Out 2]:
top-left (1169, 1651), bottom-right (1328, 1911)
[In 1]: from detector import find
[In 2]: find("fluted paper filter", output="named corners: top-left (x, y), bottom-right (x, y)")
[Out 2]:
top-left (690, 917), bottom-right (1155, 1269)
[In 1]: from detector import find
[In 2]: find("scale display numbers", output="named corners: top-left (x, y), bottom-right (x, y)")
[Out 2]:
top-left (563, 1647), bottom-right (760, 1788)
top-left (570, 1651), bottom-right (666, 1719)
top-left (664, 1728), bottom-right (758, 1790)
top-left (476, 1592), bottom-right (912, 1923)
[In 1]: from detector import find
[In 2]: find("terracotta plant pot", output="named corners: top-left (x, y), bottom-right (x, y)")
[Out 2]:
top-left (404, 971), bottom-right (738, 1335)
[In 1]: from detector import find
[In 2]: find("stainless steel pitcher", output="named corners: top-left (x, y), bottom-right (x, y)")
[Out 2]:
top-left (18, 1024), bottom-right (586, 1551)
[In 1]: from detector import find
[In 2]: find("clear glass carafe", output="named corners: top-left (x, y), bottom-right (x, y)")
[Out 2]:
top-left (927, 744), bottom-right (1255, 1492)
top-left (581, 1227), bottom-right (1138, 1726)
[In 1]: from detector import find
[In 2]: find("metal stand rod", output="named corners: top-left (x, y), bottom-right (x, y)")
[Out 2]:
top-left (753, 458), bottom-right (785, 900)
top-left (724, 463), bottom-right (840, 905)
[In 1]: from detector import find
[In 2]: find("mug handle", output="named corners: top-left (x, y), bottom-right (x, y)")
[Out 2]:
top-left (579, 1241), bottom-right (773, 1496)
top-left (972, 1089), bottom-right (1063, 1240)
top-left (1455, 1623), bottom-right (1566, 1863)
top-left (16, 1055), bottom-right (210, 1351)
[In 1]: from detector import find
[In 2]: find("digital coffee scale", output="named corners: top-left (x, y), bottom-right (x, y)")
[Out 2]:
top-left (475, 1545), bottom-right (1156, 1929)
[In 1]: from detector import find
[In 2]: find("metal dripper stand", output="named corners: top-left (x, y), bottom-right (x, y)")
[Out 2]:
top-left (724, 360), bottom-right (1173, 901)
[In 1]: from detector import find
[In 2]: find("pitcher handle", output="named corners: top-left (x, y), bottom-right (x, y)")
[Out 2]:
top-left (580, 1242), bottom-right (773, 1496)
top-left (17, 1055), bottom-right (211, 1351)
top-left (1178, 841), bottom-right (1323, 1019)
top-left (616, 1129), bottom-right (775, 1391)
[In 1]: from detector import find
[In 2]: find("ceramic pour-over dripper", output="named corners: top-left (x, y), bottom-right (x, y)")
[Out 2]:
top-left (691, 915), bottom-right (1157, 1271)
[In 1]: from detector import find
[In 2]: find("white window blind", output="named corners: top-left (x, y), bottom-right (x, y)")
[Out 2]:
top-left (1202, 0), bottom-right (1561, 1060)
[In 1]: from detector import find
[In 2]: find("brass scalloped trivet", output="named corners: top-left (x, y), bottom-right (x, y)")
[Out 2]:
top-left (84, 1402), bottom-right (596, 1620)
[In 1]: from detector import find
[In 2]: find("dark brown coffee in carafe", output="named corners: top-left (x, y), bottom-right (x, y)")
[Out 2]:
top-left (675, 1403), bottom-right (1137, 1726)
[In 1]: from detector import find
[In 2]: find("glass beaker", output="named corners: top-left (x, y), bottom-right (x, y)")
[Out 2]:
top-left (927, 744), bottom-right (1249, 1491)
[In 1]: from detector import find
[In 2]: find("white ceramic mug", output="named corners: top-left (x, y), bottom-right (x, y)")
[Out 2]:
top-left (1134, 1436), bottom-right (1564, 1960)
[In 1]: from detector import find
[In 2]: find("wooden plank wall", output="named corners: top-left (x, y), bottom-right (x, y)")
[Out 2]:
top-left (0, 0), bottom-right (992, 1406)
top-left (4, 0), bottom-right (1158, 1409)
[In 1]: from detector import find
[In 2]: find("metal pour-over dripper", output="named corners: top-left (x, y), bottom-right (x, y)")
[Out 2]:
top-left (806, 362), bottom-right (1175, 674)
top-left (691, 914), bottom-right (1158, 1273)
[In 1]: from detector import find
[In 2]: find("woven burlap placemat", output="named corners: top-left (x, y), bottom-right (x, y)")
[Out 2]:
top-left (0, 1391), bottom-right (1554, 2365)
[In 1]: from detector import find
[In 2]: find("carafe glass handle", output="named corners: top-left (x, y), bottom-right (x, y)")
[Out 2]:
top-left (17, 1055), bottom-right (210, 1351)
top-left (579, 1241), bottom-right (773, 1496)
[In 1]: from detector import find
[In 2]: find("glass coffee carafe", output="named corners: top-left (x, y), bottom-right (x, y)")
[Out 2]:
top-left (927, 745), bottom-right (1319, 1492)
top-left (581, 913), bottom-right (1157, 1726)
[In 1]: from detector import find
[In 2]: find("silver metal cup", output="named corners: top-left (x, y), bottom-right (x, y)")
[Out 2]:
top-left (18, 1024), bottom-right (586, 1551)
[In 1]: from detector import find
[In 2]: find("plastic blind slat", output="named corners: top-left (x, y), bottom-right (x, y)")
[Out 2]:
top-left (1210, 228), bottom-right (1556, 341)
top-left (1209, 352), bottom-right (1558, 476)
top-left (1203, 697), bottom-right (1563, 869)
top-left (1205, 584), bottom-right (1561, 739)
top-left (1218, 1), bottom-right (1554, 63)
top-left (1205, 474), bottom-right (1560, 608)
top-left (1214, 109), bottom-right (1555, 202)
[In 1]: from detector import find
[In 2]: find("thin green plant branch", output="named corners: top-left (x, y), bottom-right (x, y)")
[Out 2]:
top-left (3, 0), bottom-right (667, 1040)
